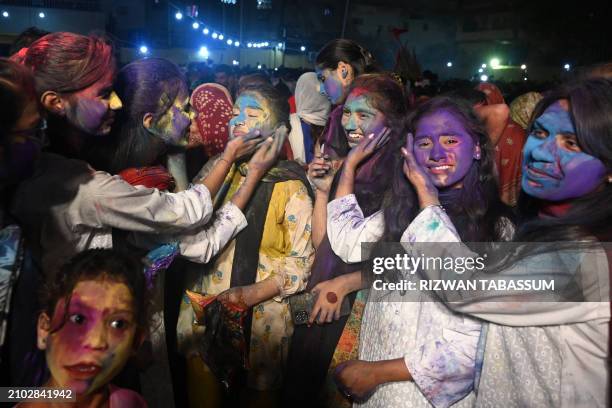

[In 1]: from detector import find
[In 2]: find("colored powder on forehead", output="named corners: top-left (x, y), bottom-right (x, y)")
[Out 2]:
top-left (348, 87), bottom-right (370, 98)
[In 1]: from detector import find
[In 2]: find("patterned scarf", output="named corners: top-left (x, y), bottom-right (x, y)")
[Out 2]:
top-left (189, 83), bottom-right (233, 158)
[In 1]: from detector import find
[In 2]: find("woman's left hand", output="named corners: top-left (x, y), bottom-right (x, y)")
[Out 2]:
top-left (247, 127), bottom-right (287, 177)
top-left (217, 287), bottom-right (249, 309)
top-left (344, 127), bottom-right (391, 171)
top-left (334, 360), bottom-right (380, 402)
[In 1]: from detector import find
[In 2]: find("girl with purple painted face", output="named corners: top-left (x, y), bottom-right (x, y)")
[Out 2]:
top-left (89, 58), bottom-right (192, 177)
top-left (325, 96), bottom-right (512, 406)
top-left (401, 79), bottom-right (612, 406)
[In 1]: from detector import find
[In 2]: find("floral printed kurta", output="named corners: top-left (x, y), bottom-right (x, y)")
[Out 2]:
top-left (327, 195), bottom-right (482, 408)
top-left (179, 166), bottom-right (315, 390)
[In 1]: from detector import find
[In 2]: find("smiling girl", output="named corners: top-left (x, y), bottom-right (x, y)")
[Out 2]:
top-left (324, 96), bottom-right (513, 407)
top-left (283, 74), bottom-right (405, 407)
top-left (410, 79), bottom-right (611, 407)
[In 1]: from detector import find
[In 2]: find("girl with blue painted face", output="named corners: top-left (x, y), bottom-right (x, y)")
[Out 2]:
top-left (282, 73), bottom-right (406, 407)
top-left (178, 83), bottom-right (315, 406)
top-left (404, 79), bottom-right (612, 407)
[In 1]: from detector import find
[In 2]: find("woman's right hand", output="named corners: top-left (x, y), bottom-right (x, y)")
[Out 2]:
top-left (401, 133), bottom-right (440, 208)
top-left (308, 155), bottom-right (337, 194)
top-left (222, 130), bottom-right (264, 162)
top-left (344, 127), bottom-right (390, 171)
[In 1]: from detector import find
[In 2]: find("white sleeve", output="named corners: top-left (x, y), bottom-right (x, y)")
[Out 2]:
top-left (326, 194), bottom-right (384, 263)
top-left (175, 202), bottom-right (247, 263)
top-left (130, 202), bottom-right (247, 264)
top-left (405, 308), bottom-right (482, 408)
top-left (72, 171), bottom-right (214, 234)
top-left (404, 207), bottom-right (610, 326)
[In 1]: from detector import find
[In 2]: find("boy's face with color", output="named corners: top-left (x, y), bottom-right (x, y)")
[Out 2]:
top-left (38, 279), bottom-right (140, 396)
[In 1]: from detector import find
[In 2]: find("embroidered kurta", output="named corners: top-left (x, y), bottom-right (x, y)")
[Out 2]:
top-left (326, 195), bottom-right (482, 408)
top-left (179, 165), bottom-right (315, 390)
top-left (413, 206), bottom-right (611, 408)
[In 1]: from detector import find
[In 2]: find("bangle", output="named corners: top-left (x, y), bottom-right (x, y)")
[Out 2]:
top-left (219, 157), bottom-right (231, 166)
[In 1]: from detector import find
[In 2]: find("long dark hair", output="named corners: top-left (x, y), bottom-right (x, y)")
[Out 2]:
top-left (90, 58), bottom-right (187, 173)
top-left (516, 78), bottom-right (612, 242)
top-left (383, 96), bottom-right (512, 242)
top-left (315, 39), bottom-right (379, 77)
top-left (329, 73), bottom-right (407, 214)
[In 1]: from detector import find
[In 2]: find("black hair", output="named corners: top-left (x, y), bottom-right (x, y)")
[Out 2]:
top-left (315, 39), bottom-right (379, 76)
top-left (89, 58), bottom-right (187, 173)
top-left (214, 64), bottom-right (233, 75)
top-left (9, 26), bottom-right (50, 56)
top-left (238, 73), bottom-right (271, 94)
top-left (516, 78), bottom-right (612, 242)
top-left (444, 87), bottom-right (487, 106)
top-left (238, 83), bottom-right (290, 131)
top-left (0, 58), bottom-right (37, 144)
top-left (41, 249), bottom-right (149, 331)
top-left (383, 96), bottom-right (513, 243)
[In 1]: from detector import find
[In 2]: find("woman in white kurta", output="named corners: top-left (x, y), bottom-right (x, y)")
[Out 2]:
top-left (325, 96), bottom-right (514, 407)
top-left (399, 79), bottom-right (611, 407)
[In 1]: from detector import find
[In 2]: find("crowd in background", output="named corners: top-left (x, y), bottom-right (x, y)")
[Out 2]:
top-left (0, 25), bottom-right (611, 408)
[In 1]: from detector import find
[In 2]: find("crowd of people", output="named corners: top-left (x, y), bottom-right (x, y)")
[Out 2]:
top-left (0, 28), bottom-right (610, 408)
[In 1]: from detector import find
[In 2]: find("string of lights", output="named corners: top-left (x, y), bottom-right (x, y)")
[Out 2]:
top-left (166, 1), bottom-right (307, 54)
